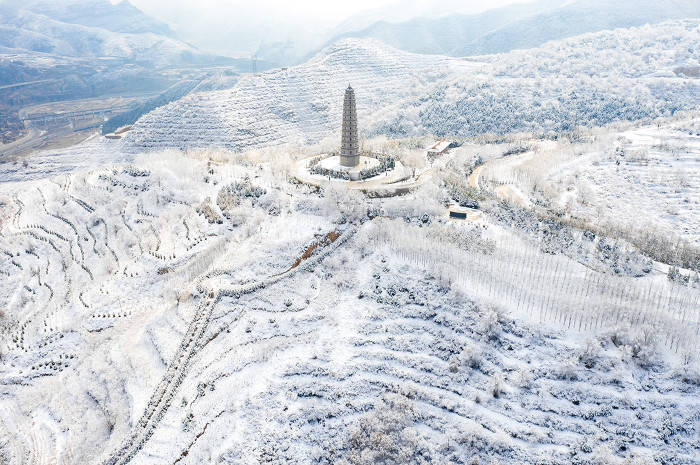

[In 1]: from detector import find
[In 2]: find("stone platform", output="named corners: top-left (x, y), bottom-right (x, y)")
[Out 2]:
top-left (293, 153), bottom-right (431, 197)
top-left (317, 155), bottom-right (380, 181)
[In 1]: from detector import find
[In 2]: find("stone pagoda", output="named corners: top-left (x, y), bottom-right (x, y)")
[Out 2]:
top-left (340, 85), bottom-right (359, 167)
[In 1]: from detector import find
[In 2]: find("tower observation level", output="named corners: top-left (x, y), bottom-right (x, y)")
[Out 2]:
top-left (340, 85), bottom-right (359, 167)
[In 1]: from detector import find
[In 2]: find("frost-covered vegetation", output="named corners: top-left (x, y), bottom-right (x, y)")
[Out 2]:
top-left (1, 133), bottom-right (698, 464)
top-left (376, 20), bottom-right (700, 138)
top-left (1, 19), bottom-right (699, 465)
top-left (473, 116), bottom-right (700, 268)
top-left (123, 20), bottom-right (699, 154)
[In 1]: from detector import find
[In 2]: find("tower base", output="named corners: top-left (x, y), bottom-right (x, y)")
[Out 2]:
top-left (339, 154), bottom-right (359, 167)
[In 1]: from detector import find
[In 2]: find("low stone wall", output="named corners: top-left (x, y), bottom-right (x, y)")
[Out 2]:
top-left (307, 152), bottom-right (395, 181)
top-left (308, 153), bottom-right (349, 180)
top-left (359, 155), bottom-right (395, 180)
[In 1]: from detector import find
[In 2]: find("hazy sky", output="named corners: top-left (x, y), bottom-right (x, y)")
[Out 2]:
top-left (129, 0), bottom-right (531, 24)
top-left (126, 0), bottom-right (534, 56)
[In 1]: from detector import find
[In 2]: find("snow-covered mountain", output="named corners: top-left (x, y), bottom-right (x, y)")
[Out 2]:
top-left (378, 19), bottom-right (700, 138)
top-left (9, 0), bottom-right (175, 36)
top-left (454, 0), bottom-right (700, 57)
top-left (0, 0), bottom-right (217, 66)
top-left (121, 38), bottom-right (479, 152)
top-left (2, 4), bottom-right (699, 465)
top-left (252, 0), bottom-right (564, 67)
top-left (0, 0), bottom-right (245, 148)
top-left (317, 0), bottom-right (700, 59)
top-left (123, 20), bottom-right (700, 153)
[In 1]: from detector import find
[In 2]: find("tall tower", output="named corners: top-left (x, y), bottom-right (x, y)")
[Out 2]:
top-left (340, 85), bottom-right (359, 167)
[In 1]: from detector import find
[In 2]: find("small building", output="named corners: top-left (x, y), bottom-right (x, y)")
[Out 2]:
top-left (427, 139), bottom-right (450, 158)
top-left (448, 203), bottom-right (476, 220)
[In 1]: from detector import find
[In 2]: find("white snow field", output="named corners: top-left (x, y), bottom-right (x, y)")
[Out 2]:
top-left (0, 142), bottom-right (698, 465)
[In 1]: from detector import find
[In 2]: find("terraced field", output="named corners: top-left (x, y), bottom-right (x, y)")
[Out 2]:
top-left (0, 145), bottom-right (698, 464)
top-left (121, 38), bottom-right (480, 153)
top-left (0, 150), bottom-right (338, 464)
top-left (124, 227), bottom-right (699, 465)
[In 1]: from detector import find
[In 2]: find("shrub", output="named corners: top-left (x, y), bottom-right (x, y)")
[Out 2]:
top-left (480, 309), bottom-right (502, 341)
top-left (516, 367), bottom-right (533, 389)
top-left (335, 392), bottom-right (440, 465)
top-left (196, 198), bottom-right (223, 224)
top-left (459, 343), bottom-right (483, 370)
top-left (608, 324), bottom-right (661, 369)
top-left (491, 373), bottom-right (504, 398)
top-left (578, 339), bottom-right (603, 369)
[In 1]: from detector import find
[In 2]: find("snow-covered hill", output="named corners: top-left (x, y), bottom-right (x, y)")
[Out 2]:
top-left (290, 0), bottom-right (700, 65)
top-left (123, 20), bottom-right (700, 153)
top-left (0, 0), bottom-right (216, 66)
top-left (17, 0), bottom-right (175, 37)
top-left (0, 144), bottom-right (697, 464)
top-left (379, 20), bottom-right (700, 138)
top-left (121, 38), bottom-right (480, 152)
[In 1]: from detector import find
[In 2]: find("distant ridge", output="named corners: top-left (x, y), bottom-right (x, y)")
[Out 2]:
top-left (313, 0), bottom-right (700, 59)
top-left (0, 0), bottom-right (221, 66)
top-left (15, 0), bottom-right (175, 37)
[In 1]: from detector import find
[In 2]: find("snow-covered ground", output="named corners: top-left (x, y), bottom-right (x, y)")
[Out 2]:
top-left (0, 140), bottom-right (698, 464)
top-left (477, 117), bottom-right (700, 251)
top-left (1, 18), bottom-right (699, 465)
top-left (121, 20), bottom-right (700, 155)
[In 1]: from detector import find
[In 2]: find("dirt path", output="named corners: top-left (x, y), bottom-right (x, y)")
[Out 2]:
top-left (0, 79), bottom-right (56, 91)
top-left (467, 164), bottom-right (483, 189)
top-left (0, 128), bottom-right (43, 156)
top-left (468, 154), bottom-right (532, 208)
top-left (495, 184), bottom-right (530, 208)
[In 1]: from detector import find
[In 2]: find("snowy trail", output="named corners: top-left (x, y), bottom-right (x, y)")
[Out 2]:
top-left (469, 154), bottom-right (532, 208)
top-left (103, 297), bottom-right (217, 465)
top-left (101, 228), bottom-right (356, 465)
top-left (468, 163), bottom-right (484, 190)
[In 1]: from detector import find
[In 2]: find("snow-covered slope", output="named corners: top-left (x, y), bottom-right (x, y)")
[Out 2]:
top-left (0, 0), bottom-right (213, 66)
top-left (0, 147), bottom-right (697, 464)
top-left (121, 38), bottom-right (479, 152)
top-left (123, 20), bottom-right (700, 152)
